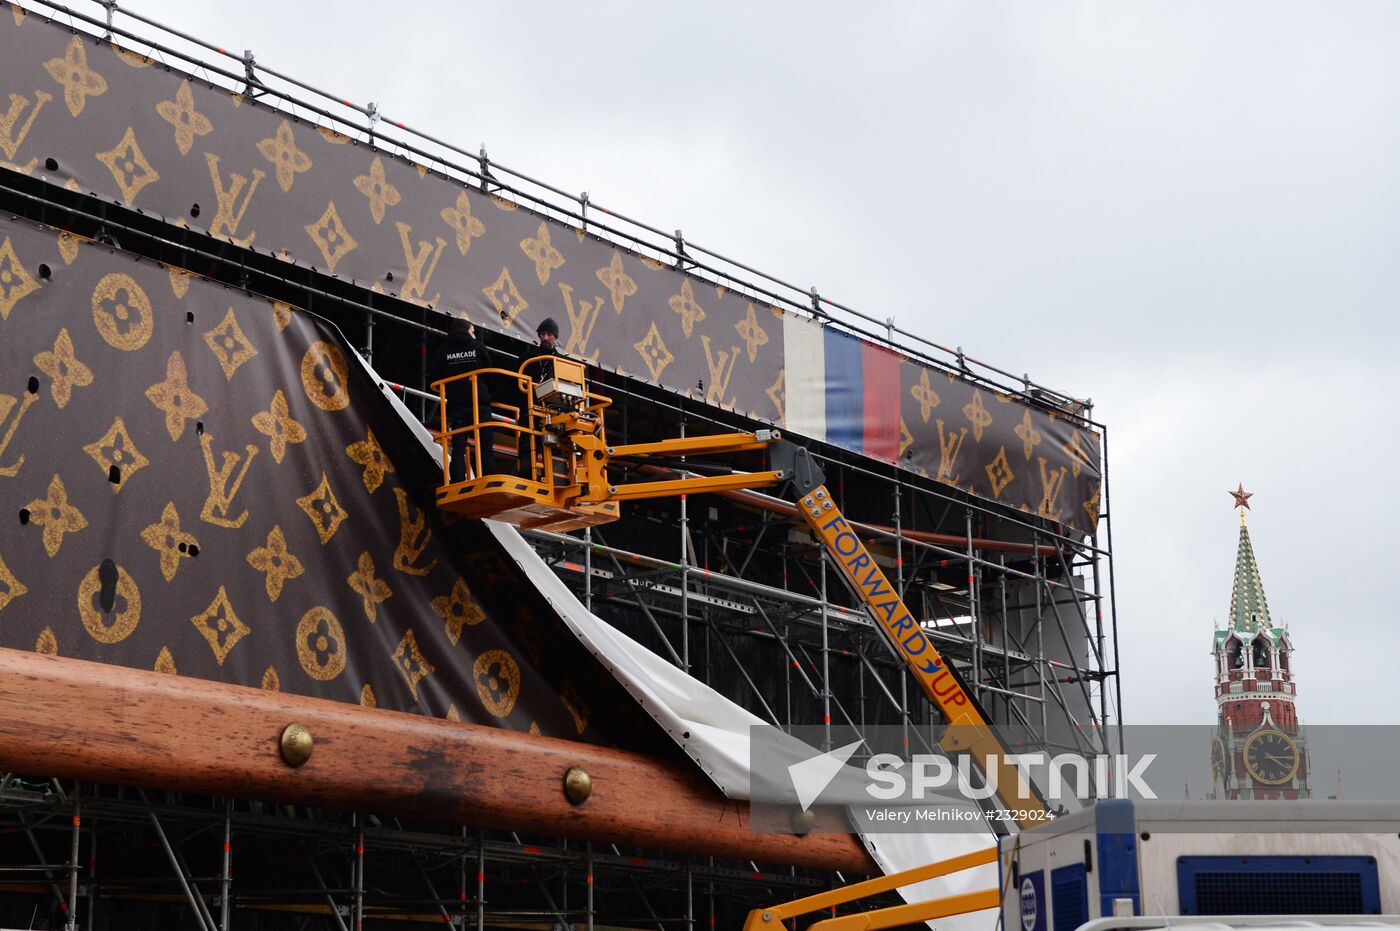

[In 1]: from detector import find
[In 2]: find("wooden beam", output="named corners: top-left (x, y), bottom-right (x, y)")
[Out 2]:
top-left (0, 649), bottom-right (875, 874)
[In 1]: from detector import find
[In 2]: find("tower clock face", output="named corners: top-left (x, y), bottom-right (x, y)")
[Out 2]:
top-left (1243, 728), bottom-right (1299, 785)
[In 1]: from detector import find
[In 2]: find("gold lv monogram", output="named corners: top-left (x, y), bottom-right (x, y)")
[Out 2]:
top-left (559, 283), bottom-right (603, 363)
top-left (0, 391), bottom-right (38, 477)
top-left (199, 432), bottom-right (258, 528)
top-left (392, 488), bottom-right (437, 576)
top-left (394, 221), bottom-right (446, 307)
top-left (204, 153), bottom-right (265, 247)
top-left (0, 91), bottom-right (51, 163)
top-left (699, 336), bottom-right (740, 407)
top-left (935, 418), bottom-right (968, 485)
top-left (1037, 457), bottom-right (1068, 520)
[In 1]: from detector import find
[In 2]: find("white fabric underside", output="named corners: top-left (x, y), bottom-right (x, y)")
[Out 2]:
top-left (364, 347), bottom-right (999, 929)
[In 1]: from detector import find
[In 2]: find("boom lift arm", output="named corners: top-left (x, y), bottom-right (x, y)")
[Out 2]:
top-left (431, 361), bottom-right (1049, 825)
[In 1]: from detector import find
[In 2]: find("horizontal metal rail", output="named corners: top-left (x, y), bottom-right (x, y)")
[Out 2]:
top-left (20, 0), bottom-right (1098, 420)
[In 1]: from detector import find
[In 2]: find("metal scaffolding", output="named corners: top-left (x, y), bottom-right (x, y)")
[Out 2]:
top-left (0, 1), bottom-right (1122, 925)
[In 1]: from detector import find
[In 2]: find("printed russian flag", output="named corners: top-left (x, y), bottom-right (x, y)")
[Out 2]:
top-left (782, 314), bottom-right (901, 462)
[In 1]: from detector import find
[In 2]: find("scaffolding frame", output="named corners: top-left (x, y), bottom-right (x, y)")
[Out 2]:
top-left (0, 1), bottom-right (1120, 922)
top-left (0, 160), bottom-right (1119, 930)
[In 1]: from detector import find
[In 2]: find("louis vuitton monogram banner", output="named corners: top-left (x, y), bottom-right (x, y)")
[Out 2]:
top-left (0, 213), bottom-right (652, 744)
top-left (0, 5), bottom-right (1101, 532)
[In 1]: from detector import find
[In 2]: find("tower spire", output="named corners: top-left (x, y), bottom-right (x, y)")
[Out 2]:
top-left (1226, 485), bottom-right (1273, 632)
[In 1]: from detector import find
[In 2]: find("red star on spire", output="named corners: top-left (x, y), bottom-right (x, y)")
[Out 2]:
top-left (1229, 483), bottom-right (1253, 510)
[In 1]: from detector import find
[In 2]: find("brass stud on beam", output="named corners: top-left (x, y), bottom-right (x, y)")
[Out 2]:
top-left (562, 766), bottom-right (592, 805)
top-left (279, 723), bottom-right (313, 768)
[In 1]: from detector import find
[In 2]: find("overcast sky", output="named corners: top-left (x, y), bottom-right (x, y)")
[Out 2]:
top-left (98, 1), bottom-right (1400, 727)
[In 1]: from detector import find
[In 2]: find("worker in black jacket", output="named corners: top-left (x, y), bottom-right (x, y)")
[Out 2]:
top-left (514, 317), bottom-right (561, 479)
top-left (517, 316), bottom-right (560, 389)
top-left (430, 317), bottom-right (496, 481)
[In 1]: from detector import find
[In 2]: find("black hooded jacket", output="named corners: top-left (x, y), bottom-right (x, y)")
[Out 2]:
top-left (430, 328), bottom-right (493, 413)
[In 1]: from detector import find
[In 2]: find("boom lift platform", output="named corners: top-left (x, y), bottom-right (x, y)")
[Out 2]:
top-left (431, 356), bottom-right (1049, 827)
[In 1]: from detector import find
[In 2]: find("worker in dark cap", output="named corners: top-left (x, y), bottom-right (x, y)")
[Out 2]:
top-left (430, 316), bottom-right (496, 481)
top-left (514, 317), bottom-right (562, 478)
top-left (519, 317), bottom-right (560, 384)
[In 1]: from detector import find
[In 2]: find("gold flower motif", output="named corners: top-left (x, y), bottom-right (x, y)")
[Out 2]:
top-left (83, 417), bottom-right (148, 492)
top-left (911, 369), bottom-right (941, 423)
top-left (43, 36), bottom-right (108, 116)
top-left (0, 236), bottom-right (40, 321)
top-left (33, 328), bottom-right (93, 409)
top-left (299, 340), bottom-right (350, 411)
top-left (57, 230), bottom-right (85, 265)
top-left (296, 472), bottom-right (347, 544)
top-left (145, 351), bottom-right (208, 440)
top-left (1083, 487), bottom-right (1102, 527)
top-left (35, 627), bottom-right (58, 655)
top-left (899, 418), bottom-right (914, 459)
top-left (766, 368), bottom-right (785, 422)
top-left (154, 646), bottom-right (178, 675)
top-left (668, 279), bottom-right (706, 337)
top-left (1065, 431), bottom-right (1093, 479)
top-left (0, 555), bottom-right (27, 613)
top-left (392, 629), bottom-right (435, 700)
top-left (735, 302), bottom-right (769, 363)
top-left (317, 125), bottom-right (351, 144)
top-left (482, 266), bottom-right (528, 326)
top-left (261, 667), bottom-right (281, 690)
top-left (984, 446), bottom-right (1015, 498)
top-left (271, 300), bottom-right (293, 330)
top-left (96, 127), bottom-right (160, 204)
top-left (360, 683), bottom-right (377, 706)
top-left (595, 251), bottom-right (637, 314)
top-left (168, 266), bottom-right (192, 297)
top-left (473, 649), bottom-right (519, 718)
top-left (353, 156), bottom-right (401, 224)
top-left (962, 389), bottom-right (992, 442)
top-left (25, 474), bottom-right (87, 557)
top-left (305, 201), bottom-right (357, 273)
top-left (202, 307), bottom-right (257, 381)
top-left (190, 586), bottom-right (250, 665)
top-left (432, 577), bottom-right (485, 645)
top-left (251, 389), bottom-right (307, 464)
top-left (111, 43), bottom-right (153, 69)
top-left (519, 222), bottom-right (564, 285)
top-left (345, 428), bottom-right (395, 492)
top-left (1013, 409), bottom-right (1043, 461)
top-left (633, 321), bottom-right (674, 382)
top-left (560, 679), bottom-right (590, 734)
top-left (77, 561), bottom-right (140, 644)
top-left (295, 606), bottom-right (346, 681)
top-left (256, 119), bottom-right (312, 193)
top-left (488, 193), bottom-right (518, 211)
top-left (91, 271), bottom-right (153, 351)
top-left (139, 501), bottom-right (199, 581)
top-left (346, 550), bottom-right (391, 622)
top-left (155, 80), bottom-right (213, 156)
top-left (246, 524), bottom-right (304, 601)
top-left (440, 190), bottom-right (485, 255)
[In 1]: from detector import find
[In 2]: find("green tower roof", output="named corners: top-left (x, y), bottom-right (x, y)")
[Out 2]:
top-left (1227, 517), bottom-right (1274, 633)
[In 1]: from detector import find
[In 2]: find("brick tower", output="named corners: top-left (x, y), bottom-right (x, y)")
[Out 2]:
top-left (1209, 486), bottom-right (1310, 800)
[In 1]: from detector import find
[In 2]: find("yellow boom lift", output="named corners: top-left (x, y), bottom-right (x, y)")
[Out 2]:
top-left (431, 356), bottom-right (1038, 925)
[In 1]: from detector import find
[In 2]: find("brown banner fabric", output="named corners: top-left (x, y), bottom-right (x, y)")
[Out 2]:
top-left (0, 213), bottom-right (653, 745)
top-left (0, 5), bottom-right (1101, 532)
